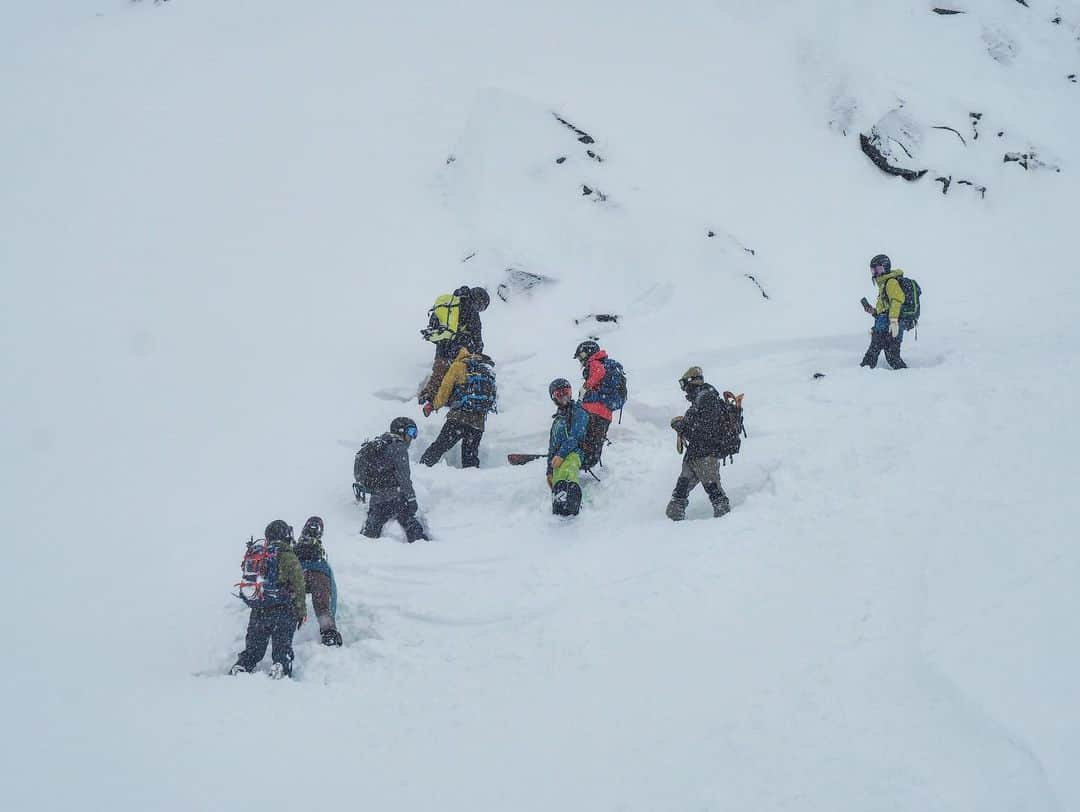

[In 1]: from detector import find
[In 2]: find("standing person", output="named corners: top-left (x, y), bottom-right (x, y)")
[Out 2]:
top-left (419, 286), bottom-right (490, 407)
top-left (231, 520), bottom-right (307, 678)
top-left (420, 347), bottom-right (497, 469)
top-left (860, 254), bottom-right (909, 370)
top-left (547, 378), bottom-right (588, 517)
top-left (572, 340), bottom-right (627, 469)
top-left (666, 367), bottom-right (733, 521)
top-left (360, 417), bottom-right (429, 543)
top-left (294, 516), bottom-right (342, 647)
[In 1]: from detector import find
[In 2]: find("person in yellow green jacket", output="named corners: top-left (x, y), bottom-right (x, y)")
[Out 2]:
top-left (860, 253), bottom-right (908, 370)
top-left (419, 347), bottom-right (496, 468)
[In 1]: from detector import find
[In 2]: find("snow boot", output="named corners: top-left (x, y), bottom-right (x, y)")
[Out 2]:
top-left (321, 629), bottom-right (343, 647)
top-left (665, 497), bottom-right (689, 521)
top-left (229, 663), bottom-right (249, 676)
top-left (269, 662), bottom-right (292, 680)
top-left (710, 495), bottom-right (731, 518)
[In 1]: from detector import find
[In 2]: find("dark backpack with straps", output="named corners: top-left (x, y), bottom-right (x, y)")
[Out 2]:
top-left (596, 358), bottom-right (628, 411)
top-left (452, 357), bottom-right (497, 414)
top-left (897, 277), bottom-right (922, 325)
top-left (716, 391), bottom-right (747, 465)
top-left (353, 435), bottom-right (396, 495)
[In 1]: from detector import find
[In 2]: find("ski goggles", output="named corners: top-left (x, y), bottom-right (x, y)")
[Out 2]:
top-left (405, 425), bottom-right (418, 439)
top-left (550, 386), bottom-right (573, 403)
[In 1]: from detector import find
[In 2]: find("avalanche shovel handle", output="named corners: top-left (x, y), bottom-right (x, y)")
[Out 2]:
top-left (507, 453), bottom-right (546, 465)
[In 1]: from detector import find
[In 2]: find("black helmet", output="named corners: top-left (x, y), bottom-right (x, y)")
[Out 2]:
top-left (301, 516), bottom-right (324, 540)
top-left (470, 287), bottom-right (490, 312)
top-left (869, 254), bottom-right (891, 275)
top-left (573, 340), bottom-right (600, 362)
top-left (264, 519), bottom-right (293, 543)
top-left (549, 377), bottom-right (573, 400)
top-left (390, 416), bottom-right (418, 441)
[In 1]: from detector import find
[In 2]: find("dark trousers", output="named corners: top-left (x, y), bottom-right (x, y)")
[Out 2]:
top-left (861, 325), bottom-right (907, 369)
top-left (581, 413), bottom-right (611, 469)
top-left (236, 605), bottom-right (296, 675)
top-left (420, 420), bottom-right (483, 468)
top-left (363, 497), bottom-right (427, 542)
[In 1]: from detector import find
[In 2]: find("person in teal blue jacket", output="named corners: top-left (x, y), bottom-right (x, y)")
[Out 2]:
top-left (546, 378), bottom-right (588, 516)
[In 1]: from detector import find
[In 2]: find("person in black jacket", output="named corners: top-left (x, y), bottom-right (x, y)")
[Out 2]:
top-left (666, 366), bottom-right (732, 521)
top-left (419, 286), bottom-right (490, 407)
top-left (361, 417), bottom-right (429, 543)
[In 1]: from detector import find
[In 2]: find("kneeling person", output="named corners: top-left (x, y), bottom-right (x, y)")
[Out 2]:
top-left (547, 378), bottom-right (588, 517)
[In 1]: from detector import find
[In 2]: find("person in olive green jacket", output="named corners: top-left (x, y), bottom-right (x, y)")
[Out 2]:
top-left (230, 519), bottom-right (307, 679)
top-left (860, 253), bottom-right (908, 370)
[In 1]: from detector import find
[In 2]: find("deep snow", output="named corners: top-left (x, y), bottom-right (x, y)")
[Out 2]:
top-left (2, 1), bottom-right (1078, 810)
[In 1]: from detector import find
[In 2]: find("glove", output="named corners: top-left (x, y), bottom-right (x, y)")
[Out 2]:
top-left (404, 498), bottom-right (419, 516)
top-left (296, 614), bottom-right (306, 631)
top-left (551, 455), bottom-right (564, 471)
top-left (889, 318), bottom-right (899, 338)
top-left (546, 474), bottom-right (553, 489)
top-left (670, 416), bottom-right (684, 431)
top-left (422, 402), bottom-right (434, 417)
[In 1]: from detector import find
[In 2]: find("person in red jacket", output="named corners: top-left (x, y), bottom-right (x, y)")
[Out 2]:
top-left (573, 340), bottom-right (627, 469)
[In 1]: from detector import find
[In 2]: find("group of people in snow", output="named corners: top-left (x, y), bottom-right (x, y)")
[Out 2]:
top-left (233, 254), bottom-right (914, 677)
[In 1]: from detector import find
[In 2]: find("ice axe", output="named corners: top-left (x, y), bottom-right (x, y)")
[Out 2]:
top-left (507, 453), bottom-right (546, 466)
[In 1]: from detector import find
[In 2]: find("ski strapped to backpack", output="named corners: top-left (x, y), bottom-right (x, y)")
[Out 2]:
top-left (352, 435), bottom-right (395, 502)
top-left (717, 391), bottom-right (747, 465)
top-left (420, 293), bottom-right (461, 343)
top-left (235, 537), bottom-right (291, 609)
top-left (451, 356), bottom-right (497, 414)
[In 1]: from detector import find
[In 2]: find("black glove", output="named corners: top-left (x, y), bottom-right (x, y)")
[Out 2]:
top-left (404, 498), bottom-right (419, 516)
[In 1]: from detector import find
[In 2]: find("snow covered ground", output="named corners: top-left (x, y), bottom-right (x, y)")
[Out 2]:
top-left (3, 1), bottom-right (1078, 809)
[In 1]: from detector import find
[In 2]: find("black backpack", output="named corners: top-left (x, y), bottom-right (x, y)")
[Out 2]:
top-left (716, 391), bottom-right (747, 465)
top-left (452, 357), bottom-right (497, 413)
top-left (353, 435), bottom-right (396, 496)
top-left (897, 277), bottom-right (922, 324)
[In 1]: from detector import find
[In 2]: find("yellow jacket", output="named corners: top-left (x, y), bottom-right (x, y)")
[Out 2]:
top-left (433, 347), bottom-right (492, 429)
top-left (874, 269), bottom-right (906, 320)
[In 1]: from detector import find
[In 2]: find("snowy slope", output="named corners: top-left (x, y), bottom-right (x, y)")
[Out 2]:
top-left (2, 1), bottom-right (1078, 810)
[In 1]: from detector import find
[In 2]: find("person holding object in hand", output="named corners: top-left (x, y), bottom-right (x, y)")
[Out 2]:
top-left (860, 253), bottom-right (908, 370)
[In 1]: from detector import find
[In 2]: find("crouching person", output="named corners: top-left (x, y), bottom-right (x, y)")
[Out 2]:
top-left (295, 516), bottom-right (342, 646)
top-left (361, 417), bottom-right (429, 543)
top-left (547, 378), bottom-right (588, 516)
top-left (231, 520), bottom-right (307, 678)
top-left (667, 367), bottom-right (732, 521)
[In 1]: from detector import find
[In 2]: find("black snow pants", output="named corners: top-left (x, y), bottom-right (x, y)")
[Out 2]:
top-left (236, 605), bottom-right (297, 675)
top-left (419, 420), bottom-right (483, 468)
top-left (581, 413), bottom-right (611, 470)
top-left (362, 497), bottom-right (427, 542)
top-left (861, 328), bottom-right (907, 369)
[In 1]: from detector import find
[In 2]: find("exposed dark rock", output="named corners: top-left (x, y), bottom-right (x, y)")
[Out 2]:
top-left (1069, 74), bottom-right (1077, 83)
top-left (1052, 16), bottom-right (1062, 24)
top-left (496, 268), bottom-right (556, 302)
top-left (812, 372), bottom-right (826, 379)
top-left (931, 8), bottom-right (966, 14)
top-left (581, 185), bottom-right (608, 202)
top-left (555, 156), bottom-right (567, 164)
top-left (970, 111), bottom-right (982, 140)
top-left (707, 230), bottom-right (715, 237)
top-left (586, 149), bottom-right (604, 163)
top-left (956, 179), bottom-right (987, 198)
top-left (744, 274), bottom-right (770, 300)
top-left (859, 133), bottom-right (927, 181)
top-left (935, 175), bottom-right (952, 194)
top-left (446, 154), bottom-right (456, 165)
top-left (1014, 0), bottom-right (1029, 7)
top-left (1004, 151), bottom-right (1061, 172)
top-left (581, 185), bottom-right (592, 196)
top-left (573, 313), bottom-right (620, 326)
top-left (462, 252), bottom-right (476, 262)
top-left (553, 113), bottom-right (596, 144)
top-left (932, 125), bottom-right (967, 145)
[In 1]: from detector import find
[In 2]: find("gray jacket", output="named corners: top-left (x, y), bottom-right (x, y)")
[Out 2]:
top-left (369, 434), bottom-right (417, 505)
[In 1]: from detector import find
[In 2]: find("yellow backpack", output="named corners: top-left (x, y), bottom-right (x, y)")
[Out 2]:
top-left (420, 293), bottom-right (461, 342)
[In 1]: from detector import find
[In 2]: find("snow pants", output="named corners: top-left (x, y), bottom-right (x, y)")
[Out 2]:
top-left (420, 419), bottom-right (483, 468)
top-left (363, 497), bottom-right (427, 542)
top-left (302, 564), bottom-right (337, 634)
top-left (667, 455), bottom-right (730, 520)
top-left (861, 317), bottom-right (907, 369)
top-left (236, 605), bottom-right (296, 675)
top-left (581, 413), bottom-right (611, 470)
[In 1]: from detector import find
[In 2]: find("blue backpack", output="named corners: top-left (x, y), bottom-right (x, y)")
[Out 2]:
top-left (453, 357), bottom-right (497, 414)
top-left (596, 358), bottom-right (628, 411)
top-left (235, 539), bottom-right (291, 609)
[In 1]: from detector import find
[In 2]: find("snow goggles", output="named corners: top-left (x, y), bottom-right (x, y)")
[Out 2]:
top-left (405, 425), bottom-right (418, 439)
top-left (551, 386), bottom-right (573, 402)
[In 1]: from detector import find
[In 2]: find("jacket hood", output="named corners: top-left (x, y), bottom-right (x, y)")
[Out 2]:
top-left (874, 269), bottom-right (904, 287)
top-left (588, 349), bottom-right (608, 363)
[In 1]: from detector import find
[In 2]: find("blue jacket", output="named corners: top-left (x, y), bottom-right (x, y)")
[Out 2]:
top-left (547, 401), bottom-right (588, 473)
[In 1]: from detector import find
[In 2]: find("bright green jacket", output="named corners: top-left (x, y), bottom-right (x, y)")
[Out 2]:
top-left (873, 269), bottom-right (907, 319)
